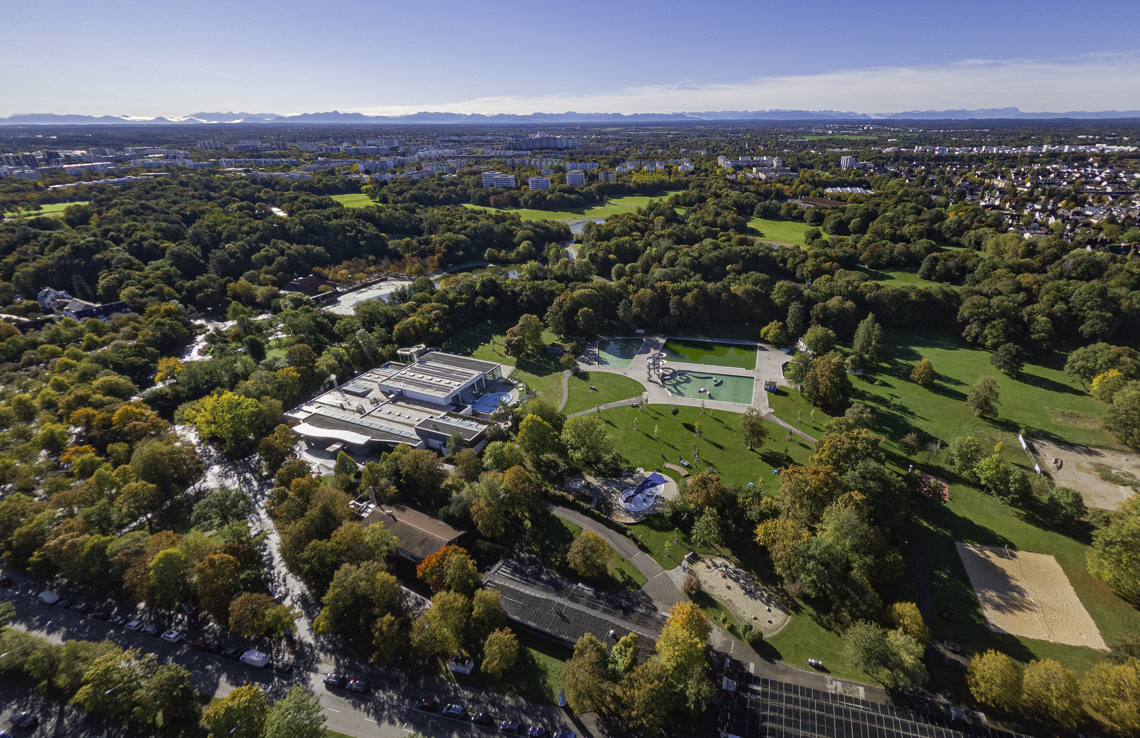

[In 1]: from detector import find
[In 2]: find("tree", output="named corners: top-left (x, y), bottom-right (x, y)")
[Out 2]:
top-left (561, 415), bottom-right (615, 471)
top-left (608, 633), bottom-right (639, 679)
top-left (945, 436), bottom-right (985, 480)
top-left (504, 314), bottom-right (545, 358)
top-left (502, 466), bottom-right (543, 520)
top-left (470, 472), bottom-right (508, 539)
top-left (740, 406), bottom-right (768, 451)
top-left (966, 376), bottom-right (1000, 418)
top-left (202, 684), bottom-right (267, 738)
top-left (182, 391), bottom-right (279, 457)
top-left (910, 359), bottom-right (935, 387)
top-left (517, 414), bottom-right (559, 460)
top-left (844, 621), bottom-right (894, 678)
top-left (778, 465), bottom-right (841, 525)
top-left (802, 356), bottom-right (851, 412)
top-left (149, 549), bottom-right (191, 610)
top-left (809, 428), bottom-right (884, 469)
top-left (481, 628), bottom-right (519, 679)
top-left (567, 530), bottom-right (612, 579)
top-left (974, 455), bottom-right (1032, 506)
top-left (314, 563), bottom-right (404, 644)
top-left (691, 508), bottom-right (722, 550)
top-left (264, 686), bottom-right (325, 738)
top-left (333, 451), bottom-right (359, 492)
top-left (1079, 660), bottom-right (1140, 733)
top-left (416, 545), bottom-right (480, 596)
top-left (802, 325), bottom-right (837, 355)
top-left (129, 437), bottom-right (202, 497)
top-left (795, 537), bottom-right (847, 599)
top-left (898, 433), bottom-right (920, 458)
top-left (115, 481), bottom-right (161, 530)
top-left (469, 589), bottom-right (508, 649)
top-left (967, 650), bottom-right (1022, 711)
top-left (657, 602), bottom-right (710, 711)
top-left (1106, 386), bottom-right (1140, 450)
top-left (1090, 369), bottom-right (1129, 404)
top-left (229, 592), bottom-right (276, 637)
top-left (195, 553), bottom-right (242, 623)
top-left (990, 343), bottom-right (1024, 378)
top-left (482, 441), bottom-right (526, 472)
top-left (561, 633), bottom-right (615, 714)
top-left (137, 663), bottom-right (200, 731)
top-left (759, 320), bottom-right (789, 347)
top-left (412, 591), bottom-right (472, 658)
top-left (851, 313), bottom-right (886, 365)
top-left (1107, 631), bottom-right (1140, 664)
top-left (890, 602), bottom-right (929, 648)
top-left (1021, 659), bottom-right (1082, 726)
top-left (191, 488), bottom-right (254, 531)
top-left (620, 662), bottom-right (674, 735)
top-left (1086, 496), bottom-right (1140, 601)
top-left (71, 649), bottom-right (148, 721)
top-left (784, 350), bottom-right (812, 387)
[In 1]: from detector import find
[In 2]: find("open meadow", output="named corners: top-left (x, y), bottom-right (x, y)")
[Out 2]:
top-left (747, 216), bottom-right (809, 245)
top-left (463, 190), bottom-right (683, 222)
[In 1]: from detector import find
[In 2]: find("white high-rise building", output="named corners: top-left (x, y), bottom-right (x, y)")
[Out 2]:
top-left (565, 170), bottom-right (586, 186)
top-left (840, 156), bottom-right (855, 169)
top-left (528, 176), bottom-right (550, 190)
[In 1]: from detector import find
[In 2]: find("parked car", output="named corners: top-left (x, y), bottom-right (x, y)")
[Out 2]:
top-left (89, 611), bottom-right (110, 621)
top-left (499, 721), bottom-right (521, 734)
top-left (346, 680), bottom-right (369, 694)
top-left (55, 598), bottom-right (74, 609)
top-left (0, 575), bottom-right (12, 587)
top-left (416, 698), bottom-right (439, 712)
top-left (442, 704), bottom-right (466, 719)
top-left (124, 620), bottom-right (143, 632)
top-left (239, 650), bottom-right (270, 668)
top-left (160, 630), bottom-right (182, 643)
top-left (36, 591), bottom-right (59, 605)
top-left (9, 713), bottom-right (37, 728)
top-left (70, 602), bottom-right (89, 614)
top-left (108, 616), bottom-right (127, 627)
top-left (553, 732), bottom-right (576, 738)
top-left (189, 638), bottom-right (207, 651)
top-left (527, 727), bottom-right (546, 738)
top-left (323, 674), bottom-right (347, 689)
top-left (141, 625), bottom-right (160, 637)
top-left (471, 712), bottom-right (494, 726)
top-left (221, 647), bottom-right (240, 660)
top-left (272, 662), bottom-right (293, 676)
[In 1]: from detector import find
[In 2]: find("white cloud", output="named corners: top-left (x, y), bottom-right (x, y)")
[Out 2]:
top-left (349, 55), bottom-right (1140, 116)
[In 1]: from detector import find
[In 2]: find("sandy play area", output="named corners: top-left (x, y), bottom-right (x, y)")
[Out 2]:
top-left (1031, 438), bottom-right (1139, 511)
top-left (956, 543), bottom-right (1105, 650)
top-left (685, 556), bottom-right (789, 636)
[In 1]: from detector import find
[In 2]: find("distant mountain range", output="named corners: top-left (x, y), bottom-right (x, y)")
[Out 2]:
top-left (2, 108), bottom-right (1140, 125)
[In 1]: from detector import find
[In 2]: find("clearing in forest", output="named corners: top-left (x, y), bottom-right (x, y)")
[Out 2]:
top-left (1031, 438), bottom-right (1139, 511)
top-left (955, 543), bottom-right (1105, 650)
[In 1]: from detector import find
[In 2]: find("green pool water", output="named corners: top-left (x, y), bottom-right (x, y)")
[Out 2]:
top-left (662, 339), bottom-right (756, 369)
top-left (597, 337), bottom-right (645, 368)
top-left (662, 370), bottom-right (754, 404)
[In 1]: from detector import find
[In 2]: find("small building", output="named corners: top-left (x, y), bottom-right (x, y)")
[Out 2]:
top-left (565, 170), bottom-right (586, 186)
top-left (62, 299), bottom-right (130, 321)
top-left (363, 505), bottom-right (462, 563)
top-left (284, 274), bottom-right (337, 299)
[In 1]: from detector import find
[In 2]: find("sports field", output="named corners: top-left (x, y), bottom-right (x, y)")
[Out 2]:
top-left (747, 217), bottom-right (809, 245)
top-left (331, 193), bottom-right (374, 208)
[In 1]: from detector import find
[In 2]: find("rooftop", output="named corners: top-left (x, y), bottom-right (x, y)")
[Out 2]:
top-left (363, 505), bottom-right (463, 561)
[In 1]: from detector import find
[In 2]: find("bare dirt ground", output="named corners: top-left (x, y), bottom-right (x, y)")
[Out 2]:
top-left (1031, 438), bottom-right (1139, 510)
top-left (683, 556), bottom-right (790, 636)
top-left (955, 543), bottom-right (1106, 650)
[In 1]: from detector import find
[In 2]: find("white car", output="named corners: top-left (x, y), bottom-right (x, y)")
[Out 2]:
top-left (124, 620), bottom-right (143, 632)
top-left (160, 630), bottom-right (182, 643)
top-left (239, 649), bottom-right (270, 668)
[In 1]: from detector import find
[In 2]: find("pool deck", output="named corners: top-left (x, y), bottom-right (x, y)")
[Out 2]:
top-left (575, 334), bottom-right (814, 442)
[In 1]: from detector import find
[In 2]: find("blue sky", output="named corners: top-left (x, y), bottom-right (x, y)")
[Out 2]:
top-left (4, 0), bottom-right (1139, 116)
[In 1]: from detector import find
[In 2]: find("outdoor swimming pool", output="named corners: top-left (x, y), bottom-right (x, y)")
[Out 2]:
top-left (662, 338), bottom-right (756, 370)
top-left (597, 337), bottom-right (645, 368)
top-left (470, 392), bottom-right (512, 414)
top-left (662, 370), bottom-right (754, 404)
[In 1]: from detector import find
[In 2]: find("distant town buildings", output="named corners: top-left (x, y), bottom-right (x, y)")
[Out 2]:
top-left (482, 171), bottom-right (517, 188)
top-left (565, 170), bottom-right (586, 186)
top-left (527, 176), bottom-right (550, 190)
top-left (598, 171), bottom-right (617, 183)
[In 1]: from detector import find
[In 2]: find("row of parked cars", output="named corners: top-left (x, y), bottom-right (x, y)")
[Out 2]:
top-left (413, 698), bottom-right (575, 738)
top-left (37, 589), bottom-right (293, 675)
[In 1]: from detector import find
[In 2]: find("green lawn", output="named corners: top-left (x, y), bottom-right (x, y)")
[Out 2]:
top-left (330, 193), bottom-right (373, 208)
top-left (443, 322), bottom-right (565, 403)
top-left (509, 512), bottom-right (647, 592)
top-left (766, 387), bottom-right (835, 439)
top-left (763, 603), bottom-right (868, 682)
top-left (452, 630), bottom-right (569, 704)
top-left (4, 201), bottom-right (89, 217)
top-left (747, 217), bottom-right (809, 245)
top-left (463, 191), bottom-right (683, 222)
top-left (563, 371), bottom-right (647, 414)
top-left (600, 403), bottom-right (813, 494)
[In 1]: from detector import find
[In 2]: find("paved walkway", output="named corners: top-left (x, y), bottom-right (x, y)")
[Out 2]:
top-left (557, 369), bottom-right (570, 412)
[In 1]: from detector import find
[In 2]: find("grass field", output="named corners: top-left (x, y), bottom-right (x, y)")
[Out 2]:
top-left (331, 193), bottom-right (374, 208)
top-left (444, 322), bottom-right (564, 403)
top-left (508, 511), bottom-right (646, 592)
top-left (766, 387), bottom-right (835, 439)
top-left (4, 201), bottom-right (90, 217)
top-left (747, 217), bottom-right (809, 245)
top-left (463, 191), bottom-right (683, 222)
top-left (562, 371), bottom-right (646, 415)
